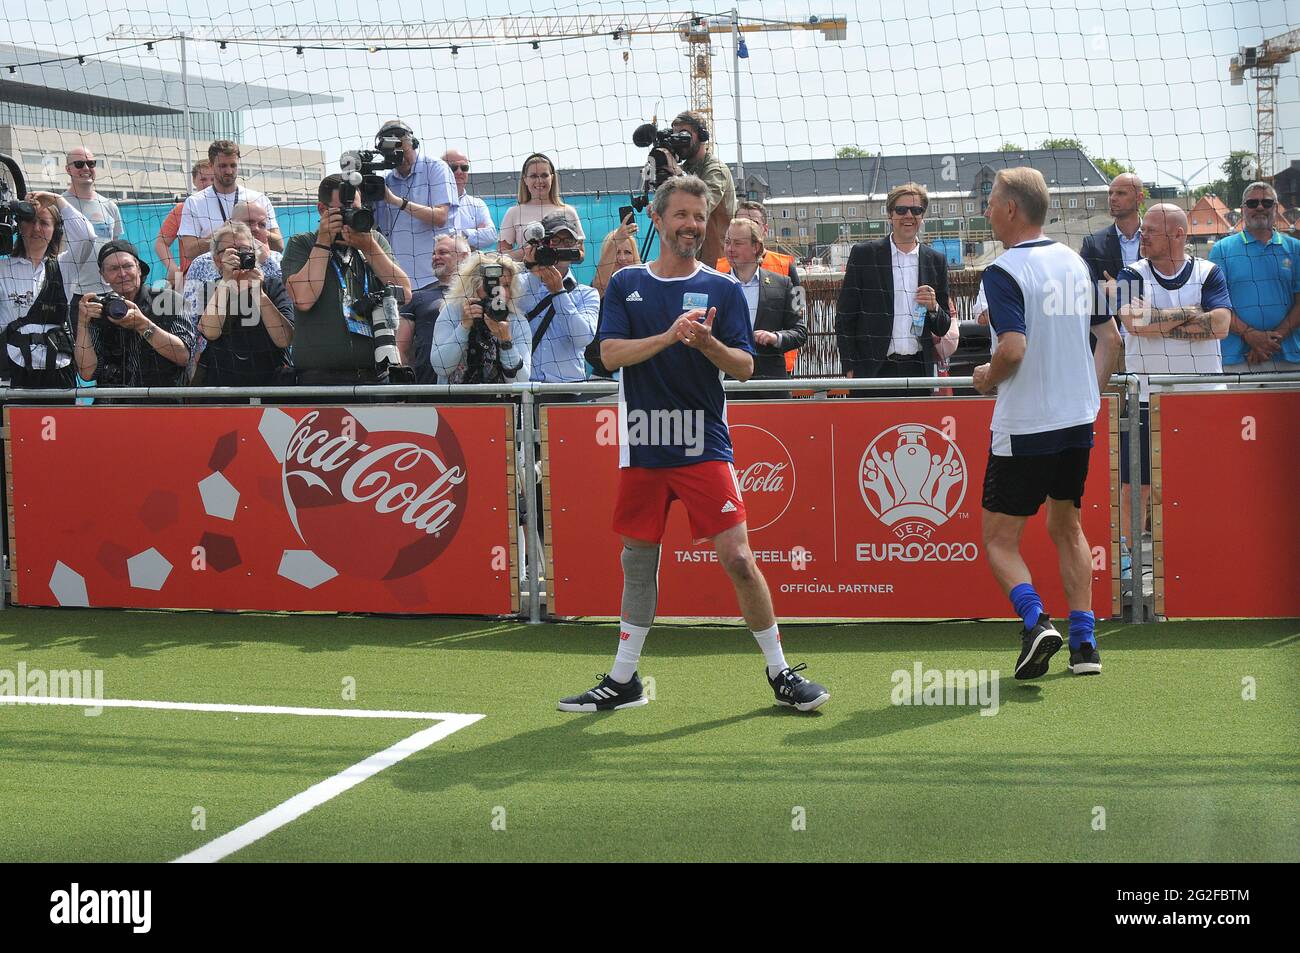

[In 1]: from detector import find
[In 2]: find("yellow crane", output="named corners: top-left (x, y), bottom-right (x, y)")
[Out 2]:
top-left (1230, 28), bottom-right (1300, 179)
top-left (107, 13), bottom-right (846, 146)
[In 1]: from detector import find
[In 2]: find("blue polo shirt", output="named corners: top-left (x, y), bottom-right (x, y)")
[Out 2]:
top-left (373, 153), bottom-right (458, 289)
top-left (1208, 230), bottom-right (1300, 364)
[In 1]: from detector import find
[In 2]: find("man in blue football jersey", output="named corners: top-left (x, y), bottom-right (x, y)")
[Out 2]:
top-left (557, 176), bottom-right (829, 713)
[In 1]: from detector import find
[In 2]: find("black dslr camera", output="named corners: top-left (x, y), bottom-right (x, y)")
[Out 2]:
top-left (334, 173), bottom-right (375, 234)
top-left (237, 249), bottom-right (257, 270)
top-left (97, 291), bottom-right (131, 322)
top-left (521, 221), bottom-right (582, 268)
top-left (629, 123), bottom-right (694, 211)
top-left (351, 285), bottom-right (414, 384)
top-left (480, 263), bottom-right (509, 322)
top-left (0, 152), bottom-right (36, 257)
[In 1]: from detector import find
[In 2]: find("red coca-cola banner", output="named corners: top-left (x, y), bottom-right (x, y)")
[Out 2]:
top-left (6, 405), bottom-right (517, 614)
top-left (1155, 390), bottom-right (1300, 618)
top-left (543, 399), bottom-right (1116, 619)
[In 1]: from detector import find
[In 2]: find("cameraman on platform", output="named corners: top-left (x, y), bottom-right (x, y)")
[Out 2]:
top-left (516, 213), bottom-right (599, 386)
top-left (660, 110), bottom-right (736, 267)
top-left (74, 240), bottom-right (194, 390)
top-left (371, 120), bottom-right (456, 292)
top-left (283, 173), bottom-right (412, 386)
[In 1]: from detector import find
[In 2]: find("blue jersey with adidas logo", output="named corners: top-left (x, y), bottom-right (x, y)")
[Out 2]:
top-left (599, 263), bottom-right (754, 468)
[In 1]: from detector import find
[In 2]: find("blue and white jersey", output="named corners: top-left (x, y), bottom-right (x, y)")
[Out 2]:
top-left (982, 238), bottom-right (1104, 456)
top-left (599, 263), bottom-right (754, 468)
top-left (1115, 257), bottom-right (1232, 400)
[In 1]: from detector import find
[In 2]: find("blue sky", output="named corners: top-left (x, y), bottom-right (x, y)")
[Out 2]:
top-left (4, 0), bottom-right (1296, 189)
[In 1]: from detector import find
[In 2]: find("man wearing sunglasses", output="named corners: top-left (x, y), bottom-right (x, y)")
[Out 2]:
top-left (372, 120), bottom-right (456, 292)
top-left (62, 147), bottom-right (124, 299)
top-left (834, 182), bottom-right (952, 395)
top-left (442, 149), bottom-right (498, 252)
top-left (1209, 181), bottom-right (1300, 374)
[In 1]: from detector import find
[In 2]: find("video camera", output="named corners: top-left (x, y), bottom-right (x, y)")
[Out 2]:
top-left (521, 221), bottom-right (582, 268)
top-left (628, 122), bottom-right (694, 212)
top-left (351, 285), bottom-right (415, 384)
top-left (337, 129), bottom-right (406, 234)
top-left (0, 153), bottom-right (36, 257)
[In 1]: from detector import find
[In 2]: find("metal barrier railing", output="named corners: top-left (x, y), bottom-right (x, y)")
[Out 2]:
top-left (4, 373), bottom-right (1296, 624)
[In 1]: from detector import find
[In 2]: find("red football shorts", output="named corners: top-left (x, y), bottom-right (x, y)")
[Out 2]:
top-left (613, 461), bottom-right (748, 544)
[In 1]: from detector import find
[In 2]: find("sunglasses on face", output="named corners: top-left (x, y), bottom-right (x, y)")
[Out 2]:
top-left (71, 160), bottom-right (97, 169)
top-left (1244, 198), bottom-right (1276, 209)
top-left (449, 163), bottom-right (470, 172)
top-left (891, 205), bottom-right (925, 217)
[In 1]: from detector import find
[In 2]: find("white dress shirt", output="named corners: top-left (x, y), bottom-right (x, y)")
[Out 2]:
top-left (890, 238), bottom-right (921, 356)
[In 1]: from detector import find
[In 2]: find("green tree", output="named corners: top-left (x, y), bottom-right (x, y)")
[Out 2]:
top-left (1037, 138), bottom-right (1133, 181)
top-left (997, 142), bottom-right (1025, 152)
top-left (835, 146), bottom-right (872, 159)
top-left (1192, 151), bottom-right (1257, 205)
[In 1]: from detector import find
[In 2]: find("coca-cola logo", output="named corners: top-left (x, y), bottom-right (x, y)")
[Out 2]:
top-left (281, 408), bottom-right (469, 580)
top-left (730, 424), bottom-right (796, 532)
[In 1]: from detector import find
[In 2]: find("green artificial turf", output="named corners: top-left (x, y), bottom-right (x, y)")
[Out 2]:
top-left (0, 609), bottom-right (1296, 862)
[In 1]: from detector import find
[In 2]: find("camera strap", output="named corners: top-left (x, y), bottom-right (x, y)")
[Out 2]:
top-left (332, 255), bottom-right (373, 337)
top-left (526, 276), bottom-right (574, 353)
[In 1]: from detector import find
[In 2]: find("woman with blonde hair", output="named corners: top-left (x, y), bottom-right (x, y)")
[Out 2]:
top-left (431, 252), bottom-right (533, 383)
top-left (593, 221), bottom-right (640, 296)
top-left (497, 153), bottom-right (585, 261)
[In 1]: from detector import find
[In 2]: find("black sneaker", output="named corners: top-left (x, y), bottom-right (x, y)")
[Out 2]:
top-left (1068, 642), bottom-right (1102, 675)
top-left (1014, 613), bottom-right (1063, 680)
top-left (557, 672), bottom-right (648, 712)
top-left (768, 663), bottom-right (830, 712)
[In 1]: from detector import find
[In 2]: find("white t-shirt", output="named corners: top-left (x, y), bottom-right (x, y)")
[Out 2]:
top-left (60, 192), bottom-right (123, 295)
top-left (0, 205), bottom-right (94, 370)
top-left (178, 185), bottom-right (280, 242)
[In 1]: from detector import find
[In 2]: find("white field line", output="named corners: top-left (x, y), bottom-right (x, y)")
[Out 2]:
top-left (2, 696), bottom-right (483, 863)
top-left (1263, 632), bottom-right (1300, 648)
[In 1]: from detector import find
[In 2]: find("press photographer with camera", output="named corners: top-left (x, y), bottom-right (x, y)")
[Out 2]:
top-left (370, 120), bottom-right (456, 291)
top-left (429, 252), bottom-right (532, 384)
top-left (194, 221), bottom-right (294, 387)
top-left (516, 213), bottom-right (599, 385)
top-left (283, 173), bottom-right (412, 385)
top-left (73, 240), bottom-right (194, 391)
top-left (645, 111), bottom-right (736, 267)
top-left (0, 191), bottom-right (94, 388)
top-left (397, 233), bottom-right (470, 384)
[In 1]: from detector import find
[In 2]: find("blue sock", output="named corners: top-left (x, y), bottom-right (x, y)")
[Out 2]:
top-left (1009, 583), bottom-right (1043, 631)
top-left (1069, 610), bottom-right (1096, 649)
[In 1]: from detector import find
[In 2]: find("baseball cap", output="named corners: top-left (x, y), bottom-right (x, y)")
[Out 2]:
top-left (97, 239), bottom-right (150, 278)
top-left (540, 211), bottom-right (584, 241)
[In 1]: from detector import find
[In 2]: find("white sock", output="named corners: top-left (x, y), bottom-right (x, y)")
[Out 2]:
top-left (610, 621), bottom-right (650, 683)
top-left (752, 623), bottom-right (788, 677)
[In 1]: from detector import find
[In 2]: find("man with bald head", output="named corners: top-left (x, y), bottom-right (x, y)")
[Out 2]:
top-left (443, 149), bottom-right (497, 252)
top-left (1113, 202), bottom-right (1232, 573)
top-left (1081, 172), bottom-right (1145, 334)
top-left (62, 146), bottom-right (124, 298)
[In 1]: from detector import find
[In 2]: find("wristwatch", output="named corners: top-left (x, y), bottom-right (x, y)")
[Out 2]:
top-left (141, 326), bottom-right (156, 343)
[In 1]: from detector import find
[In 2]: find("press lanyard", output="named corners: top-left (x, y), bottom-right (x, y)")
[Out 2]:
top-left (216, 188), bottom-right (239, 223)
top-left (332, 254), bottom-right (373, 337)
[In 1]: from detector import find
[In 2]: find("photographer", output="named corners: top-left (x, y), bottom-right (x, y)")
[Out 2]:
top-left (73, 240), bottom-right (194, 390)
top-left (430, 253), bottom-right (532, 384)
top-left (283, 173), bottom-right (412, 385)
top-left (0, 192), bottom-right (94, 388)
top-left (660, 111), bottom-right (736, 267)
top-left (517, 213), bottom-right (599, 385)
top-left (194, 221), bottom-right (294, 387)
top-left (371, 120), bottom-right (456, 291)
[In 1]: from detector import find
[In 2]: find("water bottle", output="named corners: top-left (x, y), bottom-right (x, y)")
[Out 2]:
top-left (910, 304), bottom-right (927, 338)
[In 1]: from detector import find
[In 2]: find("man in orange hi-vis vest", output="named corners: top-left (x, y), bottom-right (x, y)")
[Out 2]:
top-left (717, 200), bottom-right (801, 372)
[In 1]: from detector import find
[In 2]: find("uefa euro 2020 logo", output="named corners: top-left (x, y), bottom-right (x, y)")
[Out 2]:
top-left (859, 424), bottom-right (967, 541)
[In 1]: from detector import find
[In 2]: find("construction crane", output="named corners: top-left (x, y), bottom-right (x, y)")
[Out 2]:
top-left (1230, 28), bottom-right (1300, 180)
top-left (106, 13), bottom-right (846, 142)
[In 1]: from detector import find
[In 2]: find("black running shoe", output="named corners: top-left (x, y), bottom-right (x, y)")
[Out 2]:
top-left (1068, 642), bottom-right (1102, 675)
top-left (557, 672), bottom-right (648, 712)
top-left (767, 663), bottom-right (830, 712)
top-left (1014, 613), bottom-right (1063, 680)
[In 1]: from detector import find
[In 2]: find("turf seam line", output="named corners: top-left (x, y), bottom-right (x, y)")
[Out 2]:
top-left (1262, 633), bottom-right (1300, 648)
top-left (1, 696), bottom-right (469, 720)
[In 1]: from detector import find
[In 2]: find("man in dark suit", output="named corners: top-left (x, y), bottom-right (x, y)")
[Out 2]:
top-left (721, 218), bottom-right (807, 399)
top-left (1079, 172), bottom-right (1144, 332)
top-left (834, 182), bottom-right (952, 396)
